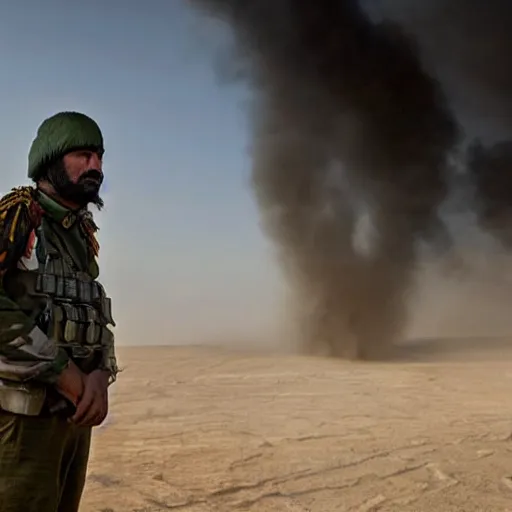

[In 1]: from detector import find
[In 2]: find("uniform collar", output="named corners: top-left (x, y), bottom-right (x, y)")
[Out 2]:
top-left (36, 190), bottom-right (83, 229)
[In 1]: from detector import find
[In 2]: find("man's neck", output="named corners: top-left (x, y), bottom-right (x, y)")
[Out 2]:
top-left (37, 180), bottom-right (81, 211)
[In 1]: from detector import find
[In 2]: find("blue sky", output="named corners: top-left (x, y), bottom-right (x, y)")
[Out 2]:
top-left (0, 1), bottom-right (284, 345)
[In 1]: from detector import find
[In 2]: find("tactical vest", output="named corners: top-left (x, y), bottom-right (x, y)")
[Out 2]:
top-left (3, 214), bottom-right (116, 368)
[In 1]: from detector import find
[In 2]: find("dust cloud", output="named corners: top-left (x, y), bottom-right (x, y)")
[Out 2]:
top-left (188, 0), bottom-right (512, 359)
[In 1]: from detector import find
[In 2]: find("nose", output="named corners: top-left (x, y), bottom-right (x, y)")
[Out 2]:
top-left (89, 152), bottom-right (102, 172)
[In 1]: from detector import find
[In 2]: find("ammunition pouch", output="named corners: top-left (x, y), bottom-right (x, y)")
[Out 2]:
top-left (2, 243), bottom-right (118, 383)
top-left (5, 269), bottom-right (116, 359)
top-left (35, 273), bottom-right (115, 326)
top-left (51, 303), bottom-right (114, 356)
top-left (39, 274), bottom-right (115, 363)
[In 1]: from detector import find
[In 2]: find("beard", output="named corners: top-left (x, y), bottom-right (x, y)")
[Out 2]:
top-left (46, 159), bottom-right (104, 209)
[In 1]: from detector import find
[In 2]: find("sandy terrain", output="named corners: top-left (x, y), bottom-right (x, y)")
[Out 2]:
top-left (81, 341), bottom-right (512, 512)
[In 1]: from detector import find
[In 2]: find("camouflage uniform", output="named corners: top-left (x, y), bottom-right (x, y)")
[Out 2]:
top-left (0, 112), bottom-right (118, 511)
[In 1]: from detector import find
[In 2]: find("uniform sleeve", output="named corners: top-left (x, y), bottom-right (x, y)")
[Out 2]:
top-left (100, 331), bottom-right (119, 385)
top-left (82, 213), bottom-right (120, 385)
top-left (0, 192), bottom-right (69, 383)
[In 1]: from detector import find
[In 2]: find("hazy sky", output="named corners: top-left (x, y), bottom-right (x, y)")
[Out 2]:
top-left (0, 0), bottom-right (285, 346)
top-left (3, 1), bottom-right (512, 350)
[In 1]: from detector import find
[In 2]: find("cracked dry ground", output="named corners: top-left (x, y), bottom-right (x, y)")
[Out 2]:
top-left (81, 343), bottom-right (512, 512)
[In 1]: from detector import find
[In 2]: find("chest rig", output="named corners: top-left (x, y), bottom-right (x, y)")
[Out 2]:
top-left (9, 213), bottom-right (116, 362)
top-left (38, 215), bottom-right (115, 360)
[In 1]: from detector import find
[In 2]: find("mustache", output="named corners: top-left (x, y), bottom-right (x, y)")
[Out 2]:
top-left (79, 168), bottom-right (103, 183)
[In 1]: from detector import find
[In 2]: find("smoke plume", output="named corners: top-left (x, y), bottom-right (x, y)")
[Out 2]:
top-left (466, 140), bottom-right (512, 248)
top-left (369, 1), bottom-right (512, 252)
top-left (189, 1), bottom-right (512, 358)
top-left (367, 0), bottom-right (512, 138)
top-left (189, 0), bottom-right (461, 359)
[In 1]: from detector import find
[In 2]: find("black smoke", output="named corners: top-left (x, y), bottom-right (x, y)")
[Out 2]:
top-left (188, 0), bottom-right (512, 358)
top-left (466, 140), bottom-right (512, 248)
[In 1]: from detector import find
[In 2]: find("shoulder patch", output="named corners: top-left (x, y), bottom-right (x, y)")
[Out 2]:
top-left (0, 187), bottom-right (41, 272)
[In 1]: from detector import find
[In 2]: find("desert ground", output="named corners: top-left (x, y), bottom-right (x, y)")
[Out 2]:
top-left (81, 339), bottom-right (512, 512)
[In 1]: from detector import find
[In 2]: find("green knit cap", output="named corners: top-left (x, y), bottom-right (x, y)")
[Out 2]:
top-left (28, 111), bottom-right (104, 180)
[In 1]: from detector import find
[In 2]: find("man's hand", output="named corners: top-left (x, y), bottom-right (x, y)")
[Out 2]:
top-left (54, 359), bottom-right (86, 406)
top-left (70, 369), bottom-right (110, 427)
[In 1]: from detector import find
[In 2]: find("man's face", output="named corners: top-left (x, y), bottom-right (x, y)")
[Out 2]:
top-left (63, 149), bottom-right (103, 186)
top-left (45, 149), bottom-right (104, 208)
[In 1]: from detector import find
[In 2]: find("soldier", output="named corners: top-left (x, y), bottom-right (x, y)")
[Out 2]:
top-left (0, 111), bottom-right (119, 512)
